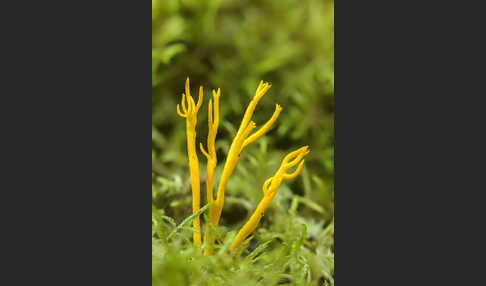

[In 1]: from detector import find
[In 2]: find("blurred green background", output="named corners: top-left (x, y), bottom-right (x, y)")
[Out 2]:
top-left (153, 0), bottom-right (333, 285)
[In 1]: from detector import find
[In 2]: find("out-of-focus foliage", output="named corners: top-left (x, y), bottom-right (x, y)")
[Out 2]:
top-left (152, 0), bottom-right (333, 285)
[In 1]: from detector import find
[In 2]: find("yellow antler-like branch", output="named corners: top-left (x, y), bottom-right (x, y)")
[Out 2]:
top-left (176, 77), bottom-right (203, 251)
top-left (241, 104), bottom-right (282, 150)
top-left (230, 146), bottom-right (310, 250)
top-left (208, 82), bottom-right (279, 228)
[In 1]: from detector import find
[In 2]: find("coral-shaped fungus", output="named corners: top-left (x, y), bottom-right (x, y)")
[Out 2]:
top-left (177, 78), bottom-right (309, 255)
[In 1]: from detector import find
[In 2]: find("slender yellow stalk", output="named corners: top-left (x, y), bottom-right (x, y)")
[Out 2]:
top-left (176, 77), bottom-right (203, 251)
top-left (230, 146), bottom-right (310, 250)
top-left (199, 88), bottom-right (221, 255)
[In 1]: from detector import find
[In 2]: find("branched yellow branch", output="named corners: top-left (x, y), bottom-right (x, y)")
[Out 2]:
top-left (241, 104), bottom-right (282, 150)
top-left (209, 82), bottom-right (278, 228)
top-left (176, 77), bottom-right (203, 251)
top-left (230, 146), bottom-right (310, 250)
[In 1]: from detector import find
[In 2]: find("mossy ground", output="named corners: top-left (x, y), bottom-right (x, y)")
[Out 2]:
top-left (153, 0), bottom-right (334, 285)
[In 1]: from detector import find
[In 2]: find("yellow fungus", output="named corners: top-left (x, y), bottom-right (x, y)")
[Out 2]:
top-left (210, 81), bottom-right (278, 226)
top-left (202, 81), bottom-right (281, 255)
top-left (230, 146), bottom-right (310, 250)
top-left (176, 77), bottom-right (203, 251)
top-left (199, 88), bottom-right (221, 255)
top-left (176, 78), bottom-right (308, 255)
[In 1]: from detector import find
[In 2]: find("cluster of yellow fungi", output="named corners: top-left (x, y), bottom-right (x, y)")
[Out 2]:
top-left (177, 78), bottom-right (309, 255)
